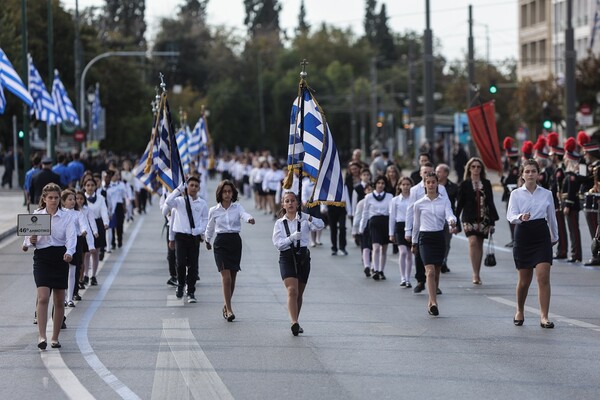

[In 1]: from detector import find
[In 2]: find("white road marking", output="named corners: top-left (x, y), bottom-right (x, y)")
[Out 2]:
top-left (488, 296), bottom-right (600, 332)
top-left (41, 351), bottom-right (95, 399)
top-left (166, 294), bottom-right (185, 307)
top-left (151, 318), bottom-right (234, 400)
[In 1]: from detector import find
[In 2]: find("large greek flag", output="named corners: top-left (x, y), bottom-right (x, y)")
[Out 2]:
top-left (189, 116), bottom-right (209, 159)
top-left (287, 87), bottom-right (345, 206)
top-left (0, 47), bottom-right (33, 113)
top-left (133, 136), bottom-right (158, 191)
top-left (176, 127), bottom-right (190, 175)
top-left (151, 96), bottom-right (180, 192)
top-left (51, 69), bottom-right (80, 125)
top-left (28, 54), bottom-right (60, 124)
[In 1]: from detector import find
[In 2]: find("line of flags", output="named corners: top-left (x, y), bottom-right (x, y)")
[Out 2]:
top-left (0, 46), bottom-right (80, 127)
top-left (286, 80), bottom-right (346, 207)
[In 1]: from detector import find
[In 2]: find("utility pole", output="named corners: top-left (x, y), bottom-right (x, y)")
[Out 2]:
top-left (565, 0), bottom-right (576, 137)
top-left (370, 56), bottom-right (378, 148)
top-left (21, 0), bottom-right (30, 173)
top-left (74, 0), bottom-right (82, 126)
top-left (468, 5), bottom-right (476, 105)
top-left (47, 0), bottom-right (55, 161)
top-left (423, 0), bottom-right (434, 142)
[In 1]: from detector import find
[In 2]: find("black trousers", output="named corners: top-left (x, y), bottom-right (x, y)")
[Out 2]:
top-left (566, 210), bottom-right (582, 261)
top-left (555, 209), bottom-right (568, 257)
top-left (166, 227), bottom-right (176, 277)
top-left (175, 233), bottom-right (200, 294)
top-left (111, 203), bottom-right (125, 247)
top-left (327, 206), bottom-right (347, 251)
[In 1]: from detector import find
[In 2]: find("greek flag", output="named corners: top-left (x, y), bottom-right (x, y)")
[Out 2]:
top-left (176, 127), bottom-right (190, 175)
top-left (0, 47), bottom-right (33, 113)
top-left (152, 96), bottom-right (180, 192)
top-left (51, 69), bottom-right (79, 125)
top-left (287, 87), bottom-right (345, 206)
top-left (91, 85), bottom-right (101, 132)
top-left (133, 136), bottom-right (158, 191)
top-left (189, 116), bottom-right (209, 159)
top-left (28, 54), bottom-right (60, 124)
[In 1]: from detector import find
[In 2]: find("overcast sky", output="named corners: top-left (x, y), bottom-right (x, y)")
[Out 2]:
top-left (64, 0), bottom-right (518, 63)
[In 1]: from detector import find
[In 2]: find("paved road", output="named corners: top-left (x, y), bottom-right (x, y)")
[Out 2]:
top-left (1, 180), bottom-right (599, 399)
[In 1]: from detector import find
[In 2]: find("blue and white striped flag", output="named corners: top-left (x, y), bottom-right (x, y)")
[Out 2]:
top-left (286, 87), bottom-right (345, 206)
top-left (28, 54), bottom-right (60, 124)
top-left (51, 69), bottom-right (79, 125)
top-left (0, 47), bottom-right (33, 113)
top-left (189, 116), bottom-right (210, 159)
top-left (176, 127), bottom-right (190, 175)
top-left (133, 136), bottom-right (158, 192)
top-left (91, 85), bottom-right (101, 132)
top-left (152, 96), bottom-right (180, 192)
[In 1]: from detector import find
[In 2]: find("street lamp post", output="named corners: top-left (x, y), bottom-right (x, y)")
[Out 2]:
top-left (78, 51), bottom-right (180, 130)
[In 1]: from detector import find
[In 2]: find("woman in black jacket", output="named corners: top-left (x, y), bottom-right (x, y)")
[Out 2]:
top-left (456, 157), bottom-right (499, 284)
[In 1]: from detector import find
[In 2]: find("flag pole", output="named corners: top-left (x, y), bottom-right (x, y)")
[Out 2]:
top-left (297, 59), bottom-right (309, 216)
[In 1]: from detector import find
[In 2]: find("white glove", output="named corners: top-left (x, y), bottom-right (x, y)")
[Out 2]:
top-left (288, 231), bottom-right (302, 242)
top-left (177, 181), bottom-right (186, 192)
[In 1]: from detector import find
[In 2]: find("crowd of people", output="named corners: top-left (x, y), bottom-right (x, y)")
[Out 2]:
top-left (24, 131), bottom-right (600, 347)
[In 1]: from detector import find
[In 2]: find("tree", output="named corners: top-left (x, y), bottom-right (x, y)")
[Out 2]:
top-left (243, 0), bottom-right (282, 38)
top-left (374, 4), bottom-right (396, 62)
top-left (364, 0), bottom-right (377, 44)
top-left (101, 0), bottom-right (147, 49)
top-left (295, 0), bottom-right (310, 37)
top-left (576, 53), bottom-right (600, 125)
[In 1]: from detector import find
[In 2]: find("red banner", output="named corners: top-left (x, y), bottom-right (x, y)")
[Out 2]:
top-left (466, 101), bottom-right (502, 172)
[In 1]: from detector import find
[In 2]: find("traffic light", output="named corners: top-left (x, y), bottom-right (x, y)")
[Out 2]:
top-left (489, 80), bottom-right (497, 94)
top-left (542, 102), bottom-right (552, 130)
top-left (18, 130), bottom-right (24, 139)
top-left (376, 112), bottom-right (384, 128)
top-left (542, 119), bottom-right (552, 130)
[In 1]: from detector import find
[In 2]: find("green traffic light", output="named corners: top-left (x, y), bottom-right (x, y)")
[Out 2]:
top-left (543, 120), bottom-right (552, 130)
top-left (18, 130), bottom-right (24, 139)
top-left (489, 86), bottom-right (497, 94)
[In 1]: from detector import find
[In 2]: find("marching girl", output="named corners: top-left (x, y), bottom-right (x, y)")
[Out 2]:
top-left (205, 180), bottom-right (255, 322)
top-left (23, 183), bottom-right (77, 349)
top-left (359, 175), bottom-right (393, 280)
top-left (389, 177), bottom-right (414, 288)
top-left (272, 191), bottom-right (324, 336)
top-left (83, 178), bottom-right (109, 286)
top-left (411, 172), bottom-right (457, 316)
top-left (352, 183), bottom-right (373, 277)
top-left (74, 190), bottom-right (97, 300)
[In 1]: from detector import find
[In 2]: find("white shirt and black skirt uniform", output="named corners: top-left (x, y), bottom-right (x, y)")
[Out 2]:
top-left (507, 185), bottom-right (559, 269)
top-left (412, 194), bottom-right (456, 266)
top-left (389, 194), bottom-right (410, 247)
top-left (205, 202), bottom-right (254, 272)
top-left (23, 208), bottom-right (77, 289)
top-left (273, 213), bottom-right (325, 283)
top-left (85, 191), bottom-right (109, 250)
top-left (359, 191), bottom-right (393, 245)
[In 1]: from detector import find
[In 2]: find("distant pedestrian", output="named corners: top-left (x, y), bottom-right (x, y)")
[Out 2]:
top-left (29, 157), bottom-right (61, 207)
top-left (507, 159), bottom-right (558, 328)
top-left (205, 180), bottom-right (255, 322)
top-left (1, 147), bottom-right (14, 188)
top-left (389, 177), bottom-right (413, 287)
top-left (272, 191), bottom-right (324, 336)
top-left (22, 183), bottom-right (77, 349)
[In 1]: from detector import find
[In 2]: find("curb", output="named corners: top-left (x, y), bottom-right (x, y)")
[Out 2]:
top-left (0, 227), bottom-right (17, 243)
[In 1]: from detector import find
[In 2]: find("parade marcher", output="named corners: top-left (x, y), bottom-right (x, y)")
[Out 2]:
top-left (547, 132), bottom-right (568, 259)
top-left (577, 131), bottom-right (600, 265)
top-left (262, 161), bottom-right (285, 218)
top-left (436, 163), bottom-right (458, 273)
top-left (500, 137), bottom-right (520, 247)
top-left (405, 162), bottom-right (449, 294)
top-left (411, 172), bottom-right (457, 316)
top-left (388, 177), bottom-right (413, 287)
top-left (359, 175), bottom-right (393, 280)
top-left (585, 168), bottom-right (600, 265)
top-left (29, 157), bottom-right (61, 208)
top-left (521, 140), bottom-right (534, 163)
top-left (455, 157), bottom-right (499, 285)
top-left (507, 159), bottom-right (558, 328)
top-left (52, 154), bottom-right (71, 188)
top-left (1, 147), bottom-right (14, 188)
top-left (160, 190), bottom-right (178, 286)
top-left (351, 168), bottom-right (372, 230)
top-left (22, 183), bottom-right (77, 349)
top-left (24, 155), bottom-right (42, 211)
top-left (272, 191), bottom-right (325, 336)
top-left (409, 153), bottom-right (431, 185)
top-left (75, 190), bottom-right (97, 299)
top-left (105, 170), bottom-right (127, 250)
top-left (452, 143), bottom-right (469, 183)
top-left (562, 138), bottom-right (582, 263)
top-left (205, 180), bottom-right (255, 321)
top-left (67, 152), bottom-right (85, 187)
top-left (301, 177), bottom-right (324, 247)
top-left (83, 178), bottom-right (109, 285)
top-left (533, 136), bottom-right (552, 190)
top-left (164, 176), bottom-right (209, 303)
top-left (353, 183), bottom-right (373, 276)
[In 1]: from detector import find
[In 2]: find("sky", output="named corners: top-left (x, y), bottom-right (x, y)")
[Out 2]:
top-left (63, 0), bottom-right (518, 63)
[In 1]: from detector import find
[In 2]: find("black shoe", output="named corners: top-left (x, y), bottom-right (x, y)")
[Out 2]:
top-left (331, 250), bottom-right (338, 256)
top-left (400, 281), bottom-right (406, 287)
top-left (37, 339), bottom-right (47, 350)
top-left (61, 317), bottom-right (67, 330)
top-left (554, 254), bottom-right (567, 260)
top-left (540, 321), bottom-right (555, 329)
top-left (187, 294), bottom-right (197, 303)
top-left (567, 258), bottom-right (581, 263)
top-left (584, 258), bottom-right (600, 266)
top-left (413, 283), bottom-right (425, 293)
top-left (372, 271), bottom-right (380, 280)
top-left (83, 276), bottom-right (89, 285)
top-left (436, 288), bottom-right (442, 295)
top-left (363, 267), bottom-right (371, 277)
top-left (291, 322), bottom-right (300, 336)
top-left (73, 294), bottom-right (82, 301)
top-left (379, 272), bottom-right (386, 280)
top-left (90, 277), bottom-right (98, 286)
top-left (167, 277), bottom-right (178, 286)
top-left (78, 282), bottom-right (85, 290)
top-left (428, 304), bottom-right (439, 316)
top-left (51, 341), bottom-right (61, 349)
top-left (505, 241), bottom-right (514, 248)
top-left (99, 251), bottom-right (104, 261)
top-left (176, 287), bottom-right (183, 299)
top-left (226, 312), bottom-right (235, 322)
top-left (339, 249), bottom-right (348, 256)
top-left (405, 282), bottom-right (412, 288)
top-left (514, 319), bottom-right (524, 326)
top-left (441, 265), bottom-right (450, 273)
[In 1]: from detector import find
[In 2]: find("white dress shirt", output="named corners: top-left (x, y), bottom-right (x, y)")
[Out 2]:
top-left (405, 182), bottom-right (449, 238)
top-left (359, 191), bottom-right (393, 233)
top-left (23, 208), bottom-right (77, 256)
top-left (272, 213), bottom-right (325, 251)
top-left (388, 194), bottom-right (410, 235)
top-left (85, 192), bottom-right (109, 225)
top-left (205, 202), bottom-right (254, 244)
top-left (262, 169), bottom-right (286, 192)
top-left (507, 185), bottom-right (559, 243)
top-left (164, 188), bottom-right (209, 237)
top-left (412, 194), bottom-right (457, 244)
top-left (352, 198), bottom-right (366, 235)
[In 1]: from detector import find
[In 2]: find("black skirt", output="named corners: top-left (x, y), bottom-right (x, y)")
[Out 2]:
top-left (394, 221), bottom-right (410, 247)
top-left (213, 232), bottom-right (242, 272)
top-left (33, 246), bottom-right (69, 289)
top-left (418, 231), bottom-right (446, 266)
top-left (94, 218), bottom-right (107, 248)
top-left (279, 247), bottom-right (311, 283)
top-left (513, 219), bottom-right (552, 269)
top-left (71, 235), bottom-right (85, 268)
top-left (369, 215), bottom-right (390, 245)
top-left (360, 221), bottom-right (372, 250)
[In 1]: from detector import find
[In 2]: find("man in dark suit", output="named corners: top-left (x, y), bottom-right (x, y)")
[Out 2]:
top-left (410, 153), bottom-right (431, 185)
top-left (29, 156), bottom-right (61, 209)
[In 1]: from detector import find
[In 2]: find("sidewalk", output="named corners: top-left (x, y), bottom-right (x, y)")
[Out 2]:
top-left (0, 188), bottom-right (27, 242)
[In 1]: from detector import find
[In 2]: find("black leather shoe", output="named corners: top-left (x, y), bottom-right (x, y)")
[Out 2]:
top-left (514, 319), bottom-right (524, 326)
top-left (291, 322), bottom-right (300, 336)
top-left (441, 265), bottom-right (450, 273)
top-left (363, 267), bottom-right (371, 277)
top-left (436, 288), bottom-right (442, 295)
top-left (584, 258), bottom-right (600, 266)
top-left (540, 321), bottom-right (555, 329)
top-left (554, 254), bottom-right (567, 259)
top-left (505, 241), bottom-right (514, 248)
top-left (567, 258), bottom-right (581, 263)
top-left (428, 304), bottom-right (439, 316)
top-left (413, 283), bottom-right (425, 293)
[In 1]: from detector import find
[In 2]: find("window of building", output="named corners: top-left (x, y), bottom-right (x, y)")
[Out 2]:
top-left (521, 3), bottom-right (528, 28)
top-left (531, 41), bottom-right (538, 64)
top-left (531, 1), bottom-right (537, 25)
top-left (522, 43), bottom-right (529, 66)
top-left (539, 0), bottom-right (546, 23)
top-left (539, 39), bottom-right (546, 63)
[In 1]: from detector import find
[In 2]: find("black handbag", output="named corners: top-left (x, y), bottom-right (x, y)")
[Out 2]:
top-left (484, 233), bottom-right (496, 267)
